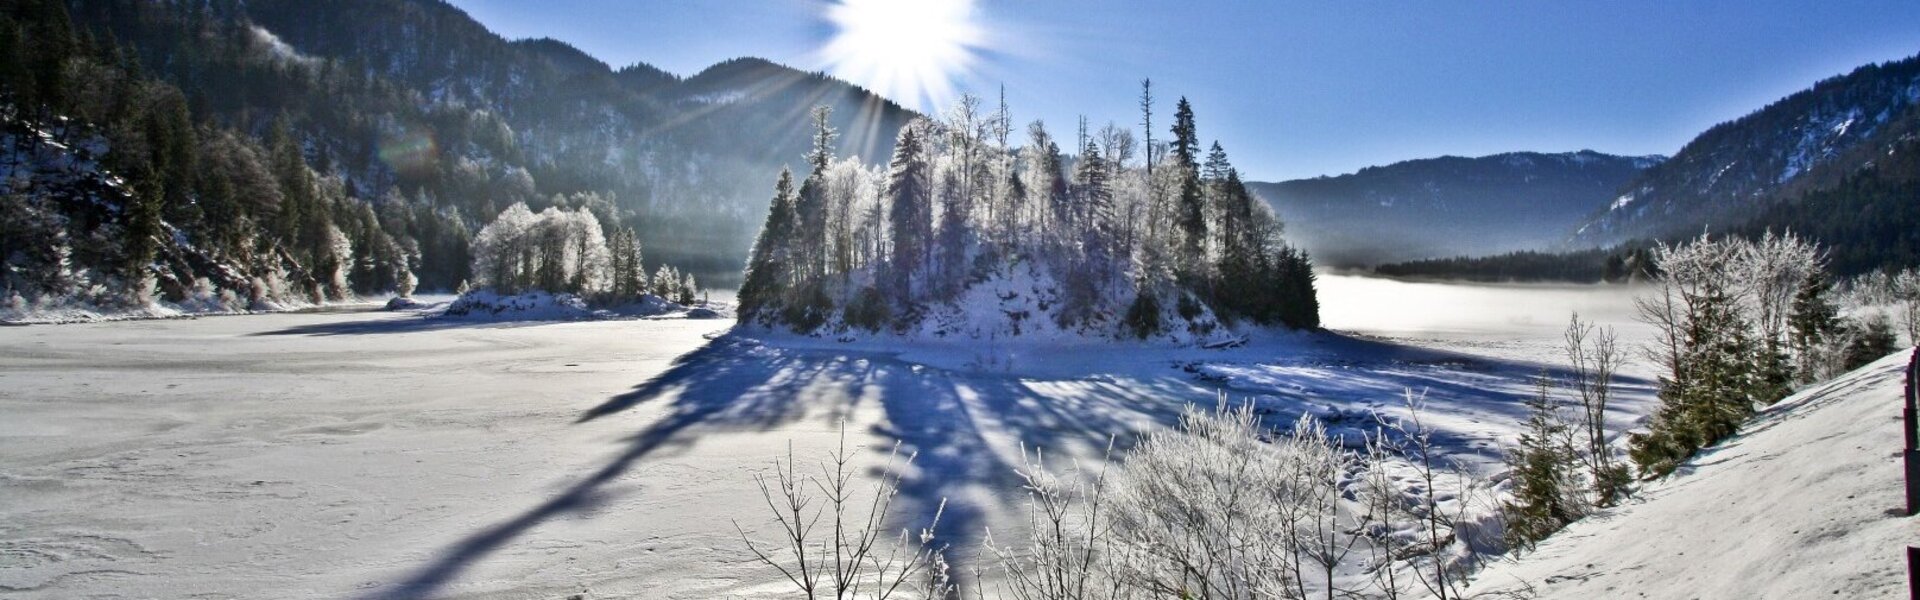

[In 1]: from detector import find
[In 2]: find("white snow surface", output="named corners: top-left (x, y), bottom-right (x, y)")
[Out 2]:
top-left (1469, 349), bottom-right (1918, 599)
top-left (0, 275), bottom-right (1670, 599)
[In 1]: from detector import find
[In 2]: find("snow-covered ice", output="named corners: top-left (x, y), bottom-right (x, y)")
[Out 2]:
top-left (0, 275), bottom-right (1669, 598)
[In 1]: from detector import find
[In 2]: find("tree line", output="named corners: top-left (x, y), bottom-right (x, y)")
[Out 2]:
top-left (738, 84), bottom-right (1318, 338)
top-left (1373, 248), bottom-right (1657, 284)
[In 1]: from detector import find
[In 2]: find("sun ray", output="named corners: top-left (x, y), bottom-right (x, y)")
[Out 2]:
top-left (816, 0), bottom-right (983, 112)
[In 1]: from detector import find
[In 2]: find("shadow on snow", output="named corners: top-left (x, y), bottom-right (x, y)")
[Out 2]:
top-left (364, 328), bottom-right (1653, 599)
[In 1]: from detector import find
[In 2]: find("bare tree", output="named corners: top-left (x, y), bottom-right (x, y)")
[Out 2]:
top-left (1284, 416), bottom-right (1370, 600)
top-left (1563, 313), bottom-right (1627, 505)
top-left (736, 426), bottom-right (953, 600)
top-left (1358, 433), bottom-right (1410, 600)
top-left (1386, 390), bottom-right (1487, 600)
top-left (985, 441), bottom-right (1132, 600)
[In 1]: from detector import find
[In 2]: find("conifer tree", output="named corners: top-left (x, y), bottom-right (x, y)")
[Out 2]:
top-left (1171, 98), bottom-right (1205, 276)
top-left (739, 168), bottom-right (798, 319)
top-left (796, 106), bottom-right (836, 280)
top-left (121, 174), bottom-right (165, 303)
top-left (884, 123), bottom-right (932, 304)
top-left (1630, 283), bottom-right (1756, 477)
top-left (1788, 268), bottom-right (1840, 381)
top-left (1503, 375), bottom-right (1583, 550)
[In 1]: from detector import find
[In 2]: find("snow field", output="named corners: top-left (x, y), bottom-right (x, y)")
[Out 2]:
top-left (0, 275), bottom-right (1666, 598)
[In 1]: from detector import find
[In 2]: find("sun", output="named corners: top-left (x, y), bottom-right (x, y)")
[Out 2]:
top-left (818, 0), bottom-right (982, 111)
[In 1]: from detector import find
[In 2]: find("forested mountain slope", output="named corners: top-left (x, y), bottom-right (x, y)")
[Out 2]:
top-left (2, 0), bottom-right (919, 318)
top-left (1247, 151), bottom-right (1659, 266)
top-left (1572, 53), bottom-right (1920, 248)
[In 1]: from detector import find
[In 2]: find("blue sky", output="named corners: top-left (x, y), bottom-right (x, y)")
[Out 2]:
top-left (446, 0), bottom-right (1920, 181)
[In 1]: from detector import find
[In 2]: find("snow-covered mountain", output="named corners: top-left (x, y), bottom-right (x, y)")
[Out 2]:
top-left (1570, 53), bottom-right (1920, 247)
top-left (1246, 151), bottom-right (1661, 266)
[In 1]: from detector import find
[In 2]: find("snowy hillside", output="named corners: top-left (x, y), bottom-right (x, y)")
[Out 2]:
top-left (0, 116), bottom-right (330, 323)
top-left (1469, 349), bottom-right (1918, 599)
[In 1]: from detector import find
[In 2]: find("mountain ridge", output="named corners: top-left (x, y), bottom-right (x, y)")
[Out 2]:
top-left (1248, 150), bottom-right (1662, 266)
top-left (1569, 52), bottom-right (1920, 247)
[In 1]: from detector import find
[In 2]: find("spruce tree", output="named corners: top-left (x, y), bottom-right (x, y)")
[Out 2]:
top-left (884, 123), bottom-right (931, 305)
top-left (795, 106), bottom-right (836, 280)
top-left (1171, 98), bottom-right (1205, 276)
top-left (1629, 285), bottom-right (1756, 477)
top-left (121, 175), bottom-right (165, 304)
top-left (739, 168), bottom-right (798, 320)
top-left (1503, 375), bottom-right (1583, 550)
top-left (1788, 268), bottom-right (1839, 381)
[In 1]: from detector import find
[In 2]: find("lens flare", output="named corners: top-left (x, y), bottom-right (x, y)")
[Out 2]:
top-left (377, 129), bottom-right (437, 175)
top-left (817, 0), bottom-right (983, 111)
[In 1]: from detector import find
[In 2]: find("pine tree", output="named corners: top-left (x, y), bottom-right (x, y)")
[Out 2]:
top-left (1171, 98), bottom-right (1205, 277)
top-left (1062, 140), bottom-right (1114, 325)
top-left (143, 88), bottom-right (198, 230)
top-left (121, 174), bottom-right (165, 304)
top-left (1787, 268), bottom-right (1839, 381)
top-left (884, 123), bottom-right (932, 305)
top-left (740, 168), bottom-right (798, 319)
top-left (678, 271), bottom-right (698, 305)
top-left (22, 0), bottom-right (76, 114)
top-left (795, 106), bottom-right (836, 280)
top-left (1503, 375), bottom-right (1583, 550)
top-left (1629, 285), bottom-right (1756, 478)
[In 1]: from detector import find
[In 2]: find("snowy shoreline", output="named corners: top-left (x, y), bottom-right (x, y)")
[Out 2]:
top-left (0, 297), bottom-right (397, 326)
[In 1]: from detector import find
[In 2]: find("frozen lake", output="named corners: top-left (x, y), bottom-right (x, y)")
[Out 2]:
top-left (0, 275), bottom-right (1658, 599)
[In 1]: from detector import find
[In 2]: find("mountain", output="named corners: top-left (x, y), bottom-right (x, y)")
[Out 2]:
top-left (3, 0), bottom-right (919, 309)
top-left (236, 0), bottom-right (919, 279)
top-left (1246, 151), bottom-right (1662, 267)
top-left (1571, 53), bottom-right (1920, 247)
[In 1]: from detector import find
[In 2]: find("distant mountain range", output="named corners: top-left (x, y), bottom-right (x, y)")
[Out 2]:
top-left (1254, 51), bottom-right (1920, 273)
top-left (1246, 151), bottom-right (1662, 266)
top-left (1570, 53), bottom-right (1920, 248)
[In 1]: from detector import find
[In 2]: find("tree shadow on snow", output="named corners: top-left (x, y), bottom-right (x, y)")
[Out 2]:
top-left (364, 329), bottom-right (1655, 598)
top-left (250, 312), bottom-right (583, 336)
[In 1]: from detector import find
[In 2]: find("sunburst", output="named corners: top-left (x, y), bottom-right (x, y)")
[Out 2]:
top-left (817, 0), bottom-right (983, 111)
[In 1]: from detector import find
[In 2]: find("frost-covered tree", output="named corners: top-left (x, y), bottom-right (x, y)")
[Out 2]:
top-left (739, 95), bottom-right (1317, 336)
top-left (1893, 269), bottom-right (1920, 345)
top-left (885, 122), bottom-right (933, 305)
top-left (1631, 235), bottom-right (1762, 478)
top-left (1788, 268), bottom-right (1844, 381)
top-left (1170, 98), bottom-right (1206, 278)
top-left (1738, 231), bottom-right (1823, 402)
top-left (607, 226), bottom-right (645, 302)
top-left (467, 203), bottom-right (609, 296)
top-left (796, 106), bottom-right (837, 281)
